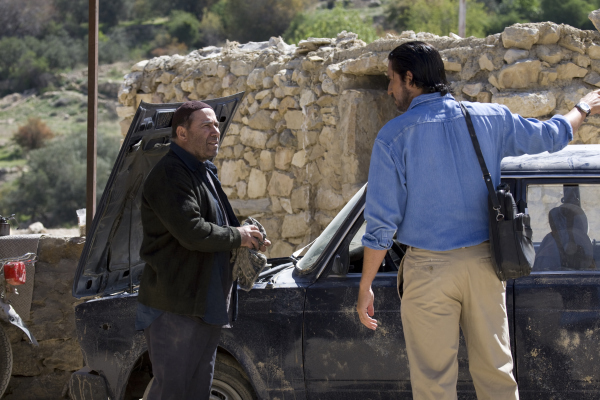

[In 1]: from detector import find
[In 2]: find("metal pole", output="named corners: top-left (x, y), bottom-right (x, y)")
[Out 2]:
top-left (86, 0), bottom-right (98, 236)
top-left (458, 0), bottom-right (467, 37)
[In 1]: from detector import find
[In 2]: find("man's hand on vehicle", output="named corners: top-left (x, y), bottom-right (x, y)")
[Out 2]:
top-left (237, 225), bottom-right (271, 252)
top-left (357, 286), bottom-right (378, 330)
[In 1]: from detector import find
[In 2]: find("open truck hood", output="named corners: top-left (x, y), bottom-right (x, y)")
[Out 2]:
top-left (72, 92), bottom-right (244, 298)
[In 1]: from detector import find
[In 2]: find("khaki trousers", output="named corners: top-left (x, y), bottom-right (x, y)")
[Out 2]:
top-left (400, 241), bottom-right (519, 400)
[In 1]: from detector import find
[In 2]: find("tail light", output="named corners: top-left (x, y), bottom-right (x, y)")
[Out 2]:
top-left (4, 261), bottom-right (26, 285)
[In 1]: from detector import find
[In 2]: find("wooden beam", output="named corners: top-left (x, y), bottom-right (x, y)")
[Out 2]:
top-left (86, 0), bottom-right (98, 235)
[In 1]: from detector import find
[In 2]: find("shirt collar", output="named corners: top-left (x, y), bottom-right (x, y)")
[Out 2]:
top-left (407, 92), bottom-right (455, 111)
top-left (170, 141), bottom-right (202, 172)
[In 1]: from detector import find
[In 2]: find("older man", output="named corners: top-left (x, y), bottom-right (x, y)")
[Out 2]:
top-left (357, 41), bottom-right (600, 399)
top-left (136, 101), bottom-right (269, 400)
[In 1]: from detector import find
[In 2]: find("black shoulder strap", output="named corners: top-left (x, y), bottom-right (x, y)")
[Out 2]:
top-left (458, 102), bottom-right (502, 214)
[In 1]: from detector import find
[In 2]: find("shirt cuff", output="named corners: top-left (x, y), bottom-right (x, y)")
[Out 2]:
top-left (361, 232), bottom-right (393, 251)
top-left (550, 114), bottom-right (574, 143)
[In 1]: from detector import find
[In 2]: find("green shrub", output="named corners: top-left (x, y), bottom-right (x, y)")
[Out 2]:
top-left (166, 10), bottom-right (201, 47)
top-left (0, 130), bottom-right (120, 227)
top-left (284, 4), bottom-right (379, 44)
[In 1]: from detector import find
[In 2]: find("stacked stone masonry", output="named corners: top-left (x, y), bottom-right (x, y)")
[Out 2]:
top-left (117, 23), bottom-right (600, 257)
top-left (2, 236), bottom-right (85, 400)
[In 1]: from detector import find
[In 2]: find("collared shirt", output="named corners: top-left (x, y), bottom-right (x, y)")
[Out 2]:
top-left (362, 93), bottom-right (573, 252)
top-left (136, 141), bottom-right (235, 330)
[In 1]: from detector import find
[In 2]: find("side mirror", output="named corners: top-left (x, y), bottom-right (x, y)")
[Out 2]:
top-left (331, 254), bottom-right (349, 275)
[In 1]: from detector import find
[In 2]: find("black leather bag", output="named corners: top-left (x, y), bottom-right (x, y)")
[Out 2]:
top-left (460, 103), bottom-right (535, 281)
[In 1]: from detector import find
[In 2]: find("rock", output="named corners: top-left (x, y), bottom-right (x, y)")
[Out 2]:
top-left (282, 212), bottom-right (311, 238)
top-left (341, 53), bottom-right (387, 75)
top-left (492, 91), bottom-right (556, 118)
top-left (497, 60), bottom-right (541, 89)
top-left (462, 83), bottom-right (482, 97)
top-left (556, 62), bottom-right (588, 80)
top-left (274, 147), bottom-right (295, 170)
top-left (278, 96), bottom-right (300, 111)
top-left (231, 60), bottom-right (254, 76)
top-left (590, 9), bottom-right (600, 33)
top-left (284, 110), bottom-right (305, 130)
top-left (537, 22), bottom-right (561, 45)
top-left (131, 60), bottom-right (148, 72)
top-left (259, 150), bottom-right (275, 171)
top-left (574, 54), bottom-right (591, 68)
top-left (221, 135), bottom-right (240, 147)
top-left (502, 25), bottom-right (539, 50)
top-left (559, 33), bottom-right (585, 54)
top-left (291, 186), bottom-right (310, 210)
top-left (230, 198), bottom-right (271, 216)
top-left (236, 181), bottom-right (247, 198)
top-left (479, 54), bottom-right (495, 71)
top-left (280, 198), bottom-right (293, 214)
top-left (584, 71), bottom-right (600, 87)
top-left (269, 240), bottom-right (295, 258)
top-left (222, 73), bottom-right (236, 88)
top-left (116, 106), bottom-right (135, 119)
top-left (200, 60), bottom-right (218, 76)
top-left (268, 171), bottom-right (294, 196)
top-left (282, 85), bottom-right (301, 97)
top-left (326, 64), bottom-right (342, 80)
top-left (504, 49), bottom-right (529, 64)
top-left (291, 150), bottom-right (308, 168)
top-left (247, 68), bottom-right (266, 89)
top-left (279, 130), bottom-right (297, 147)
top-left (220, 160), bottom-right (249, 186)
top-left (322, 78), bottom-right (338, 95)
top-left (537, 46), bottom-right (563, 64)
top-left (539, 70), bottom-right (558, 85)
top-left (27, 222), bottom-right (46, 234)
top-left (316, 188), bottom-right (344, 210)
top-left (443, 60), bottom-right (462, 72)
top-left (241, 126), bottom-right (270, 149)
top-left (247, 169), bottom-right (267, 198)
top-left (588, 44), bottom-right (600, 60)
top-left (477, 91), bottom-right (492, 103)
top-left (300, 90), bottom-right (317, 108)
top-left (247, 110), bottom-right (276, 130)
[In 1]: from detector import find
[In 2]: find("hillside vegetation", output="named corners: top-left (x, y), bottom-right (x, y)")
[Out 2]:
top-left (0, 0), bottom-right (599, 228)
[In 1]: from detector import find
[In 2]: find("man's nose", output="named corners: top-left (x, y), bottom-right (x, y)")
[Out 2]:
top-left (387, 82), bottom-right (393, 96)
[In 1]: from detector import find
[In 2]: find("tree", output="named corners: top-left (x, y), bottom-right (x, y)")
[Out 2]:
top-left (166, 10), bottom-right (201, 47)
top-left (0, 130), bottom-right (120, 227)
top-left (386, 0), bottom-right (490, 37)
top-left (216, 0), bottom-right (316, 43)
top-left (284, 4), bottom-right (379, 44)
top-left (0, 0), bottom-right (54, 38)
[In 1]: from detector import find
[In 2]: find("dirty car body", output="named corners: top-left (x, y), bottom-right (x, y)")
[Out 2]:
top-left (69, 93), bottom-right (600, 400)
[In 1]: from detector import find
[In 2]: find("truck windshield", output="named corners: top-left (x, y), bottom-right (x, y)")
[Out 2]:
top-left (296, 185), bottom-right (366, 271)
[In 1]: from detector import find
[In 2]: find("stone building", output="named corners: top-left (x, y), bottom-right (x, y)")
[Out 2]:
top-left (116, 23), bottom-right (600, 257)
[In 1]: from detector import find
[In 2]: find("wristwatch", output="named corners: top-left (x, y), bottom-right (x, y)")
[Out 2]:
top-left (575, 101), bottom-right (591, 117)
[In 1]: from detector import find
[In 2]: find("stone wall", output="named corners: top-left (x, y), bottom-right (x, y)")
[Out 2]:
top-left (2, 236), bottom-right (85, 400)
top-left (117, 23), bottom-right (600, 257)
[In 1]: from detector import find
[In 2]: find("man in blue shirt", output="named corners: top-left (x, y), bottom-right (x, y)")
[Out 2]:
top-left (356, 41), bottom-right (600, 399)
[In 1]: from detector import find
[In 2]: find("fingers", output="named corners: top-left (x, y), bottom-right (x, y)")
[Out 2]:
top-left (356, 288), bottom-right (377, 330)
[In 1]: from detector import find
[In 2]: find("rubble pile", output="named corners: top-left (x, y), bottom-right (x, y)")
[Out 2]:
top-left (118, 24), bottom-right (600, 257)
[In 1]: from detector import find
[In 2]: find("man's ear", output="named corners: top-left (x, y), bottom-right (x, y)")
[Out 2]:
top-left (405, 70), bottom-right (414, 86)
top-left (175, 125), bottom-right (187, 142)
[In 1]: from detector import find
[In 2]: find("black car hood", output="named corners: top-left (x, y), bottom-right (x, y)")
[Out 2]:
top-left (72, 92), bottom-right (244, 298)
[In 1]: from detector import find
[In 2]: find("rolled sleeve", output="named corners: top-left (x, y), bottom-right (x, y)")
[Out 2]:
top-left (361, 139), bottom-right (406, 250)
top-left (502, 106), bottom-right (573, 158)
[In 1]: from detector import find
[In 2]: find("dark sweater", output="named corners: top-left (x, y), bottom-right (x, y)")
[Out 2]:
top-left (138, 145), bottom-right (241, 317)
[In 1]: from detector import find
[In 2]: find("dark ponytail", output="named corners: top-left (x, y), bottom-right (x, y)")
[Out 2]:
top-left (388, 41), bottom-right (452, 96)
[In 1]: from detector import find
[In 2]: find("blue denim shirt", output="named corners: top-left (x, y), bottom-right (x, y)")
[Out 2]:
top-left (362, 93), bottom-right (573, 252)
